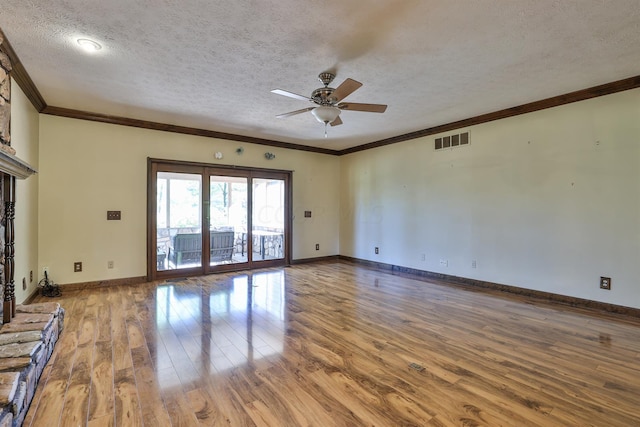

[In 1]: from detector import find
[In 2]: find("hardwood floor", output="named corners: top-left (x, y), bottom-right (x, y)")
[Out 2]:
top-left (23, 261), bottom-right (640, 426)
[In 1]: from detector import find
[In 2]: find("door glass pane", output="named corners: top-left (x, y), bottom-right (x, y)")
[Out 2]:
top-left (252, 178), bottom-right (285, 261)
top-left (156, 172), bottom-right (202, 271)
top-left (210, 176), bottom-right (248, 266)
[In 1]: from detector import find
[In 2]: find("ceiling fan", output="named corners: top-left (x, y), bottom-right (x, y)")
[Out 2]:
top-left (271, 72), bottom-right (387, 137)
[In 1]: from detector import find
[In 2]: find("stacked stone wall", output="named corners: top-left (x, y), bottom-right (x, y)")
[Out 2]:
top-left (0, 33), bottom-right (11, 148)
top-left (0, 303), bottom-right (64, 426)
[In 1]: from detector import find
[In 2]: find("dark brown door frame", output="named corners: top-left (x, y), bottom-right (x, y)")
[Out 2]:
top-left (147, 158), bottom-right (292, 281)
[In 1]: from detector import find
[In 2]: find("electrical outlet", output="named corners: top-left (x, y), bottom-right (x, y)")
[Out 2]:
top-left (108, 261), bottom-right (114, 269)
top-left (74, 262), bottom-right (83, 272)
top-left (472, 260), bottom-right (477, 268)
top-left (30, 270), bottom-right (33, 282)
top-left (421, 253), bottom-right (426, 261)
top-left (600, 276), bottom-right (611, 290)
top-left (375, 247), bottom-right (379, 254)
top-left (315, 244), bottom-right (319, 251)
top-left (43, 266), bottom-right (49, 275)
top-left (440, 259), bottom-right (448, 267)
top-left (22, 277), bottom-right (26, 290)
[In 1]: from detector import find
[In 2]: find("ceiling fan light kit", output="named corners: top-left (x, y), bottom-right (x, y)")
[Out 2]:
top-left (311, 106), bottom-right (341, 124)
top-left (272, 72), bottom-right (387, 138)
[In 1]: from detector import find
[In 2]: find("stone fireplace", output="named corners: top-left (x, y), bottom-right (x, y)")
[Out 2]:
top-left (0, 32), bottom-right (37, 324)
top-left (0, 35), bottom-right (10, 315)
top-left (0, 31), bottom-right (64, 426)
top-left (0, 35), bottom-right (10, 149)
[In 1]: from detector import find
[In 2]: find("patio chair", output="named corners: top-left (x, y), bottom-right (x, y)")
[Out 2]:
top-left (168, 233), bottom-right (202, 267)
top-left (210, 231), bottom-right (235, 262)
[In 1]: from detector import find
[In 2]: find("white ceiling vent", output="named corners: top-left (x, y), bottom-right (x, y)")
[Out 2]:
top-left (435, 132), bottom-right (469, 150)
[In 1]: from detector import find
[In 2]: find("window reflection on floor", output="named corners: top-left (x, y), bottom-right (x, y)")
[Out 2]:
top-left (154, 271), bottom-right (285, 389)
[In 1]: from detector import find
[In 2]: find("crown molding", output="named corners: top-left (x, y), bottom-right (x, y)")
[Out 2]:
top-left (41, 106), bottom-right (340, 155)
top-left (339, 74), bottom-right (640, 155)
top-left (0, 29), bottom-right (47, 112)
top-left (43, 74), bottom-right (640, 157)
top-left (3, 31), bottom-right (639, 157)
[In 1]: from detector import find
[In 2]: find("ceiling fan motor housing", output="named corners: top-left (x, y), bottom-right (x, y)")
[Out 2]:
top-left (312, 87), bottom-right (337, 105)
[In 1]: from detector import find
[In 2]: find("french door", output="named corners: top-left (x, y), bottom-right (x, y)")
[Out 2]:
top-left (147, 159), bottom-right (291, 280)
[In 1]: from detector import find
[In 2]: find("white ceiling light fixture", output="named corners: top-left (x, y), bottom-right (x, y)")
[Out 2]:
top-left (76, 38), bottom-right (102, 53)
top-left (311, 106), bottom-right (340, 124)
top-left (311, 106), bottom-right (341, 138)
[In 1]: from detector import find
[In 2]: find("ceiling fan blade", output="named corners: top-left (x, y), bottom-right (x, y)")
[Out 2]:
top-left (339, 102), bottom-right (387, 113)
top-left (271, 89), bottom-right (311, 102)
top-left (330, 116), bottom-right (343, 127)
top-left (276, 107), bottom-right (315, 119)
top-left (331, 78), bottom-right (363, 102)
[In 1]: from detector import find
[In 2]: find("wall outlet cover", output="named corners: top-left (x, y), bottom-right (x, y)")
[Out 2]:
top-left (107, 210), bottom-right (121, 220)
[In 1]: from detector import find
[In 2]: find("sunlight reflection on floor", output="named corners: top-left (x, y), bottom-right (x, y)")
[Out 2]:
top-left (154, 271), bottom-right (286, 390)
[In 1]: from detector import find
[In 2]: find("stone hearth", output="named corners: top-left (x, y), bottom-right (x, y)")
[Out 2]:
top-left (0, 302), bottom-right (64, 426)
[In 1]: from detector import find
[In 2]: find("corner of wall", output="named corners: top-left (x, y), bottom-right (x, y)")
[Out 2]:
top-left (11, 79), bottom-right (40, 303)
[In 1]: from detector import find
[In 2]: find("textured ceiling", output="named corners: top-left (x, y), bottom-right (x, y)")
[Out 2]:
top-left (1, 1), bottom-right (639, 150)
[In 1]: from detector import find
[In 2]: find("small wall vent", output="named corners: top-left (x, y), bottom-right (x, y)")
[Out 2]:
top-left (435, 132), bottom-right (470, 151)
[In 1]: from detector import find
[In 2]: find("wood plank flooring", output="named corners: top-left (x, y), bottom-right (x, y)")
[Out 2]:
top-left (23, 261), bottom-right (640, 426)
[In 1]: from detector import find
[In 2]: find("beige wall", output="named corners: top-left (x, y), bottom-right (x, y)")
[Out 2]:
top-left (10, 79), bottom-right (640, 309)
top-left (38, 116), bottom-right (341, 285)
top-left (341, 89), bottom-right (640, 308)
top-left (10, 80), bottom-right (40, 302)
